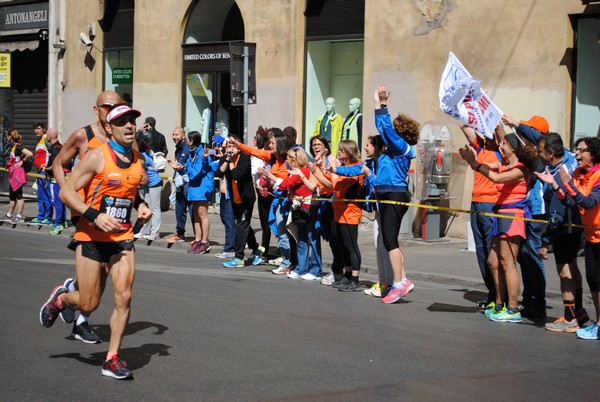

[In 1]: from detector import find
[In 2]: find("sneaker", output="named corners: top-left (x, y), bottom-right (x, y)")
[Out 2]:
top-left (133, 232), bottom-right (146, 239)
top-left (143, 234), bottom-right (158, 241)
top-left (271, 266), bottom-right (290, 275)
top-left (49, 224), bottom-right (64, 236)
top-left (382, 286), bottom-right (403, 304)
top-left (332, 276), bottom-right (352, 289)
top-left (545, 316), bottom-right (580, 333)
top-left (197, 241), bottom-right (211, 254)
top-left (322, 273), bottom-right (343, 286)
top-left (365, 283), bottom-right (389, 297)
top-left (72, 321), bottom-right (101, 344)
top-left (287, 271), bottom-right (301, 279)
top-left (1, 214), bottom-right (12, 221)
top-left (187, 241), bottom-right (201, 254)
top-left (320, 272), bottom-right (335, 285)
top-left (485, 303), bottom-right (501, 318)
top-left (268, 256), bottom-right (283, 266)
top-left (338, 280), bottom-right (361, 292)
top-left (102, 355), bottom-right (133, 380)
top-left (39, 285), bottom-right (67, 328)
top-left (10, 215), bottom-right (24, 224)
top-left (189, 241), bottom-right (210, 254)
top-left (30, 217), bottom-right (44, 224)
top-left (59, 278), bottom-right (75, 324)
top-left (165, 234), bottom-right (185, 243)
top-left (41, 218), bottom-right (53, 225)
top-left (215, 251), bottom-right (235, 259)
top-left (63, 221), bottom-right (68, 228)
top-left (576, 322), bottom-right (599, 340)
top-left (251, 246), bottom-right (265, 265)
top-left (301, 273), bottom-right (320, 281)
top-left (489, 307), bottom-right (522, 323)
top-left (222, 258), bottom-right (245, 268)
top-left (382, 280), bottom-right (415, 304)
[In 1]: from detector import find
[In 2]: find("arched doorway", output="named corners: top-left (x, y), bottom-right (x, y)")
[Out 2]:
top-left (182, 0), bottom-right (245, 144)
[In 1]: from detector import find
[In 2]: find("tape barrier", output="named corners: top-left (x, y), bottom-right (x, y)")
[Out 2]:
top-left (2, 166), bottom-right (592, 230)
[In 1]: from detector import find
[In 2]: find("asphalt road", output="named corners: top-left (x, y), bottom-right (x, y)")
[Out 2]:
top-left (1, 224), bottom-right (599, 402)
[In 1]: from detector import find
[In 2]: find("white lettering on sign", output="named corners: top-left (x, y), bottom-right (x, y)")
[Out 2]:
top-left (184, 52), bottom-right (231, 61)
top-left (5, 10), bottom-right (48, 25)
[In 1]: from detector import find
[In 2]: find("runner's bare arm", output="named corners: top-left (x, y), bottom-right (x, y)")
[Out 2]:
top-left (52, 128), bottom-right (88, 187)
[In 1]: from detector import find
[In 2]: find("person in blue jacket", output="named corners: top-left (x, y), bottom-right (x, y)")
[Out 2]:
top-left (168, 130), bottom-right (216, 254)
top-left (373, 84), bottom-right (420, 304)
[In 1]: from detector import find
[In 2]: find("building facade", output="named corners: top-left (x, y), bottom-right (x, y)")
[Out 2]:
top-left (1, 0), bottom-right (599, 237)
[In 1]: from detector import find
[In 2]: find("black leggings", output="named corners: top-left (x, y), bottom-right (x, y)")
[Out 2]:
top-left (331, 222), bottom-right (361, 271)
top-left (256, 191), bottom-right (273, 252)
top-left (378, 191), bottom-right (410, 251)
top-left (584, 241), bottom-right (600, 292)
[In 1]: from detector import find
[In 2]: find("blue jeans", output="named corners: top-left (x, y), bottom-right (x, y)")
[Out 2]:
top-left (275, 202), bottom-right (291, 269)
top-left (49, 181), bottom-right (66, 224)
top-left (517, 218), bottom-right (546, 306)
top-left (36, 176), bottom-right (52, 220)
top-left (471, 202), bottom-right (496, 301)
top-left (175, 182), bottom-right (193, 236)
top-left (219, 195), bottom-right (235, 252)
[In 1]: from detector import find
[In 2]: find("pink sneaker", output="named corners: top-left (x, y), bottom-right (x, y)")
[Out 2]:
top-left (381, 280), bottom-right (414, 304)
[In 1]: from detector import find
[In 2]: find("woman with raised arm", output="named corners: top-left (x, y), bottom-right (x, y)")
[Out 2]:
top-left (371, 85), bottom-right (420, 304)
top-left (460, 127), bottom-right (538, 323)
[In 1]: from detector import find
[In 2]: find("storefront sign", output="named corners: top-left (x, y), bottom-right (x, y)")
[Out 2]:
top-left (112, 67), bottom-right (133, 84)
top-left (0, 52), bottom-right (10, 88)
top-left (183, 44), bottom-right (231, 71)
top-left (0, 3), bottom-right (49, 31)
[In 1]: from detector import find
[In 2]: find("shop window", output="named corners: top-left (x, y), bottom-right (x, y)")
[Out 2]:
top-left (104, 50), bottom-right (133, 104)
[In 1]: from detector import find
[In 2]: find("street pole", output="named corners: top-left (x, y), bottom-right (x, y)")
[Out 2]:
top-left (243, 45), bottom-right (249, 145)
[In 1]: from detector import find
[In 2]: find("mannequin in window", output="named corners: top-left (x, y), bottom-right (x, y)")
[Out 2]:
top-left (313, 97), bottom-right (343, 156)
top-left (216, 103), bottom-right (230, 137)
top-left (341, 98), bottom-right (363, 149)
top-left (200, 107), bottom-right (211, 144)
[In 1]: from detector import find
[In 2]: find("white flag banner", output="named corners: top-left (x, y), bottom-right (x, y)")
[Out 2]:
top-left (439, 52), bottom-right (503, 139)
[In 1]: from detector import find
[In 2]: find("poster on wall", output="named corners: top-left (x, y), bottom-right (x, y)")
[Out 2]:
top-left (0, 53), bottom-right (11, 88)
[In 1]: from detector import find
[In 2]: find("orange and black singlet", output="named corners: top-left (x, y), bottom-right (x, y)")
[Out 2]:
top-left (74, 143), bottom-right (145, 242)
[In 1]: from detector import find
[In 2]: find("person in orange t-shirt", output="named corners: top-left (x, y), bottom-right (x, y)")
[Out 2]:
top-left (461, 124), bottom-right (502, 309)
top-left (460, 128), bottom-right (538, 324)
top-left (327, 140), bottom-right (364, 292)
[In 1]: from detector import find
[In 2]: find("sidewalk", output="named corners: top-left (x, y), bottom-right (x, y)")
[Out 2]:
top-left (0, 192), bottom-right (567, 300)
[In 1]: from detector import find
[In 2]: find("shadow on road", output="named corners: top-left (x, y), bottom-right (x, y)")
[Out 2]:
top-left (49, 343), bottom-right (171, 371)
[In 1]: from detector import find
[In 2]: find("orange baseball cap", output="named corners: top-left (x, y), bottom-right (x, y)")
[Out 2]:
top-left (520, 115), bottom-right (549, 134)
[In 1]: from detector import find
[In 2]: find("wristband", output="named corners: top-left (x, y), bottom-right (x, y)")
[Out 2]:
top-left (475, 163), bottom-right (482, 172)
top-left (83, 207), bottom-right (101, 224)
top-left (380, 104), bottom-right (387, 109)
top-left (134, 193), bottom-right (145, 209)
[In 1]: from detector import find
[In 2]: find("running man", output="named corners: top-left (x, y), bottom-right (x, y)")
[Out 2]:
top-left (52, 90), bottom-right (123, 344)
top-left (40, 104), bottom-right (151, 380)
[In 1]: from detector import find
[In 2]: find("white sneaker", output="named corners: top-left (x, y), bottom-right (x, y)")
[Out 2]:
top-left (143, 234), bottom-right (158, 241)
top-left (215, 252), bottom-right (235, 259)
top-left (271, 266), bottom-right (290, 275)
top-left (301, 273), bottom-right (320, 281)
top-left (268, 256), bottom-right (283, 266)
top-left (320, 272), bottom-right (335, 285)
top-left (287, 271), bottom-right (301, 279)
top-left (133, 233), bottom-right (145, 239)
